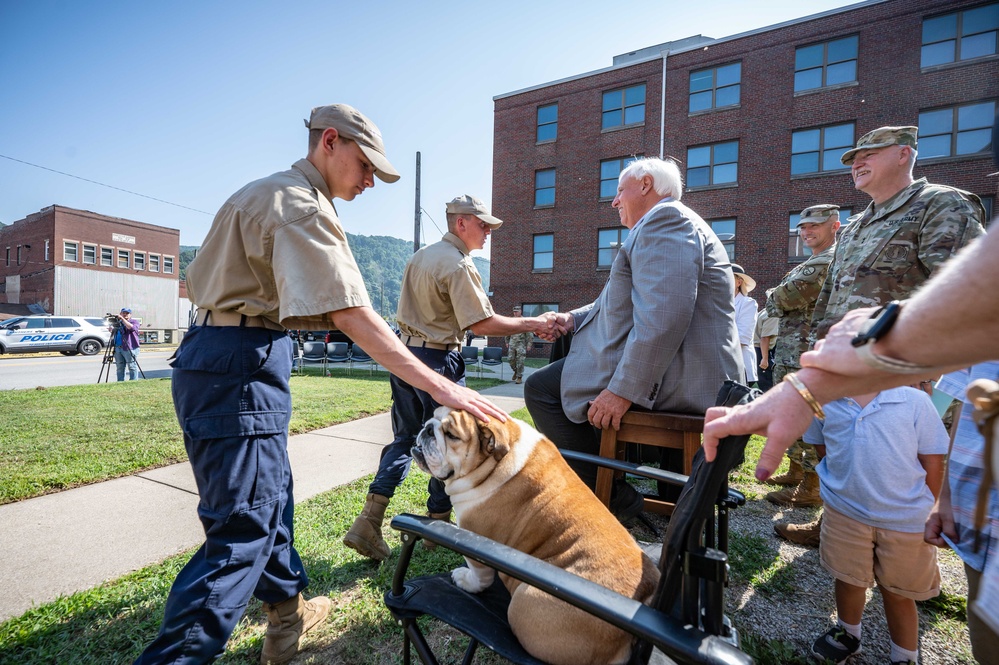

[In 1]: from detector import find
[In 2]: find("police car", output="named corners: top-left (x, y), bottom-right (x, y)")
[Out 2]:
top-left (0, 315), bottom-right (113, 356)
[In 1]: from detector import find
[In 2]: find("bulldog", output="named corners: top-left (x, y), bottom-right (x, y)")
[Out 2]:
top-left (412, 406), bottom-right (660, 665)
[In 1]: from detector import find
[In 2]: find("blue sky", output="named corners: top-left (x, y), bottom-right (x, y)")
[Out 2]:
top-left (0, 0), bottom-right (857, 254)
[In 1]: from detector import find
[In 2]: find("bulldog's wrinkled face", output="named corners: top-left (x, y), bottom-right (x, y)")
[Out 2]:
top-left (412, 406), bottom-right (512, 484)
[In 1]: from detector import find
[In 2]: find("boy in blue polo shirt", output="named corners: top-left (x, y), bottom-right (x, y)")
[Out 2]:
top-left (805, 386), bottom-right (948, 665)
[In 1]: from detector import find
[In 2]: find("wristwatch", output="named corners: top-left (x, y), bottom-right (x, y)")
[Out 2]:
top-left (850, 301), bottom-right (933, 374)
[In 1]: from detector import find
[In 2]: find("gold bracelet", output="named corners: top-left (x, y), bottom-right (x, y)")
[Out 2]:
top-left (784, 372), bottom-right (826, 420)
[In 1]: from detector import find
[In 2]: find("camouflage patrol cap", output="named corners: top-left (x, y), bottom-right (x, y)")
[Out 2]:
top-left (841, 126), bottom-right (918, 165)
top-left (796, 204), bottom-right (840, 227)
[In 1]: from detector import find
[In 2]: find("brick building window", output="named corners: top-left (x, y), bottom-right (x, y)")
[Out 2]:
top-left (535, 169), bottom-right (555, 207)
top-left (134, 252), bottom-right (146, 270)
top-left (537, 103), bottom-right (557, 143)
top-left (5, 247), bottom-right (10, 267)
top-left (82, 244), bottom-right (97, 265)
top-left (44, 239), bottom-right (49, 261)
top-left (533, 234), bottom-right (554, 271)
top-left (64, 241), bottom-right (79, 262)
top-left (794, 35), bottom-right (858, 92)
top-left (149, 254), bottom-right (160, 272)
top-left (164, 256), bottom-right (175, 274)
top-left (16, 245), bottom-right (22, 265)
top-left (791, 123), bottom-right (853, 175)
top-left (100, 247), bottom-right (113, 266)
top-left (602, 84), bottom-right (645, 129)
top-left (600, 156), bottom-right (639, 199)
top-left (689, 62), bottom-right (741, 112)
top-left (788, 209), bottom-right (850, 260)
top-left (918, 101), bottom-right (996, 159)
top-left (117, 249), bottom-right (130, 269)
top-left (687, 141), bottom-right (739, 188)
top-left (708, 219), bottom-right (736, 260)
top-left (922, 3), bottom-right (998, 67)
top-left (597, 227), bottom-right (629, 269)
top-left (522, 303), bottom-right (558, 319)
top-left (982, 196), bottom-right (994, 226)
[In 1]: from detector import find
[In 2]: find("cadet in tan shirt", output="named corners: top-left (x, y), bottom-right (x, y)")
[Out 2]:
top-left (137, 105), bottom-right (505, 665)
top-left (344, 194), bottom-right (557, 561)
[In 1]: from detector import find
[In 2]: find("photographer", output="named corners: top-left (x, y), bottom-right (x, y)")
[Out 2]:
top-left (113, 307), bottom-right (141, 381)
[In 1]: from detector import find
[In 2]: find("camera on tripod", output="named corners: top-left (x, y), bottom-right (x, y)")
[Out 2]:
top-left (104, 313), bottom-right (123, 331)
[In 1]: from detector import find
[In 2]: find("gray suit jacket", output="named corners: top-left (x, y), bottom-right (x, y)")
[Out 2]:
top-left (560, 197), bottom-right (744, 423)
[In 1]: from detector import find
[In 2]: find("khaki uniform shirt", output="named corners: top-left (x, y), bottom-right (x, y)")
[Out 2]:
top-left (396, 232), bottom-right (493, 346)
top-left (753, 308), bottom-right (779, 348)
top-left (766, 244), bottom-right (835, 369)
top-left (186, 159), bottom-right (370, 330)
top-left (810, 178), bottom-right (985, 344)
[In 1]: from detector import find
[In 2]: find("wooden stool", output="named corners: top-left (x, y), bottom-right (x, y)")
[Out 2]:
top-left (595, 410), bottom-right (705, 515)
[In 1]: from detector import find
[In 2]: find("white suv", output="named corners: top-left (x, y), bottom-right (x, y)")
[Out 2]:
top-left (0, 315), bottom-right (112, 356)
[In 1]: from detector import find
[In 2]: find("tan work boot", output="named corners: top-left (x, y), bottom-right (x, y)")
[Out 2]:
top-left (765, 471), bottom-right (822, 507)
top-left (260, 593), bottom-right (332, 664)
top-left (421, 510), bottom-right (453, 550)
top-left (774, 514), bottom-right (823, 547)
top-left (766, 459), bottom-right (804, 486)
top-left (343, 493), bottom-right (391, 561)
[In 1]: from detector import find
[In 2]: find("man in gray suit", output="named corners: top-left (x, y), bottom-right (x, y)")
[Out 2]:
top-left (525, 156), bottom-right (744, 520)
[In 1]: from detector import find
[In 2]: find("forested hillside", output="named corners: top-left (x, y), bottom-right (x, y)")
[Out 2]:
top-left (178, 235), bottom-right (490, 319)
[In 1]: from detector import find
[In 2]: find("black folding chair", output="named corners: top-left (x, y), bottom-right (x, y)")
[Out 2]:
top-left (384, 381), bottom-right (757, 665)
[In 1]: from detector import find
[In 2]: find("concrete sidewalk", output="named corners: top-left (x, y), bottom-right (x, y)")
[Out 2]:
top-left (0, 379), bottom-right (532, 622)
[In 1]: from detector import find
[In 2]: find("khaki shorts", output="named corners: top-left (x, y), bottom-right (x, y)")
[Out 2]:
top-left (819, 505), bottom-right (940, 600)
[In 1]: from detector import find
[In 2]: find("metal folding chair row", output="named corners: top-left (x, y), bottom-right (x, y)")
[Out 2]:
top-left (295, 341), bottom-right (377, 375)
top-left (460, 345), bottom-right (505, 379)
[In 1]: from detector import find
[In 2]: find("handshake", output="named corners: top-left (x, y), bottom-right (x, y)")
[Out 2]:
top-left (526, 311), bottom-right (574, 342)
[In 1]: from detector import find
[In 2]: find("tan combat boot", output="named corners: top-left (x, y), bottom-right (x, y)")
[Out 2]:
top-left (343, 493), bottom-right (391, 561)
top-left (765, 471), bottom-right (822, 507)
top-left (421, 510), bottom-right (453, 550)
top-left (774, 514), bottom-right (823, 547)
top-left (766, 458), bottom-right (804, 486)
top-left (260, 593), bottom-right (332, 664)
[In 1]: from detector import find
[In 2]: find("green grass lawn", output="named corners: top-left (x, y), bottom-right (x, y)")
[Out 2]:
top-left (1, 378), bottom-right (965, 664)
top-left (0, 370), bottom-right (501, 505)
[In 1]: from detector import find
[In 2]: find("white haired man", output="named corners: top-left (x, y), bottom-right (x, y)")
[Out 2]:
top-left (525, 157), bottom-right (743, 522)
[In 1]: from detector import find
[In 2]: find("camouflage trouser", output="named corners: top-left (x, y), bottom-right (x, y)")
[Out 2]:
top-left (509, 347), bottom-right (525, 381)
top-left (772, 364), bottom-right (820, 472)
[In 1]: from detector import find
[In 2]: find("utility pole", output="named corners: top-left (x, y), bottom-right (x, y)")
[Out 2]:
top-left (413, 151), bottom-right (421, 254)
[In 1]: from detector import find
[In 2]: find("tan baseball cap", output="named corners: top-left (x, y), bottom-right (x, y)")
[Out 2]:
top-left (305, 104), bottom-right (400, 183)
top-left (445, 195), bottom-right (504, 228)
top-left (797, 204), bottom-right (840, 227)
top-left (841, 126), bottom-right (918, 166)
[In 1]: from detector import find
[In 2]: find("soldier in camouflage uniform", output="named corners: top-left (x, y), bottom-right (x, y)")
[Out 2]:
top-left (775, 126), bottom-right (986, 547)
top-left (764, 204), bottom-right (841, 519)
top-left (507, 306), bottom-right (533, 384)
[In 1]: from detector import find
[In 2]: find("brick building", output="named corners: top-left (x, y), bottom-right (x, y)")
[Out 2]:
top-left (490, 0), bottom-right (998, 331)
top-left (0, 205), bottom-right (181, 337)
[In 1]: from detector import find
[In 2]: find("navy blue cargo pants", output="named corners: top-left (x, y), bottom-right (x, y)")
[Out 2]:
top-left (368, 346), bottom-right (465, 514)
top-left (135, 325), bottom-right (306, 664)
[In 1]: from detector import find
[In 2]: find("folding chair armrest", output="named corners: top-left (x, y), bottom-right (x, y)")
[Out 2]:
top-left (388, 514), bottom-right (752, 665)
top-left (559, 449), bottom-right (745, 508)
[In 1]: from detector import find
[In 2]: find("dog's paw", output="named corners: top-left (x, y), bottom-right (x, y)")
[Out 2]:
top-left (452, 566), bottom-right (489, 593)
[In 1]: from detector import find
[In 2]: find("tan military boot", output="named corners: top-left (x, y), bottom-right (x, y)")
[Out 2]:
top-left (260, 593), bottom-right (332, 664)
top-left (765, 471), bottom-right (822, 507)
top-left (774, 514), bottom-right (823, 547)
top-left (421, 510), bottom-right (453, 550)
top-left (343, 493), bottom-right (391, 561)
top-left (766, 459), bottom-right (804, 486)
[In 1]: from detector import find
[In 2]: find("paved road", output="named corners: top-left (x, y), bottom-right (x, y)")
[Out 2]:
top-left (0, 347), bottom-right (175, 390)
